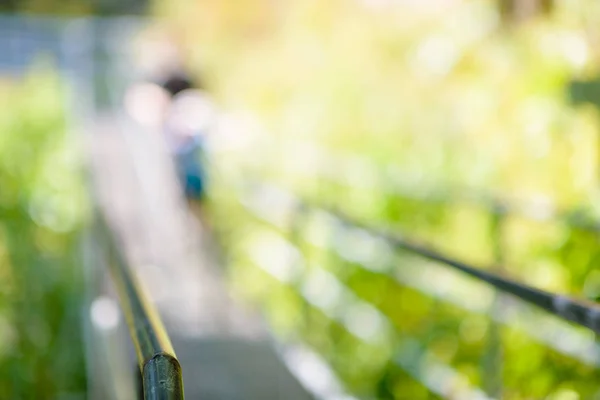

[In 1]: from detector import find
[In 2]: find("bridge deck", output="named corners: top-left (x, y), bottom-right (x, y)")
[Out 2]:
top-left (87, 118), bottom-right (313, 399)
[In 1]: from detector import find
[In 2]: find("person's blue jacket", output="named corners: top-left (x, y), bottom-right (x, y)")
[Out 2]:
top-left (173, 135), bottom-right (205, 200)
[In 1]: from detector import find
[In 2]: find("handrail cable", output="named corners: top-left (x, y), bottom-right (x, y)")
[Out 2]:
top-left (332, 209), bottom-right (600, 334)
top-left (248, 243), bottom-right (495, 400)
top-left (245, 180), bottom-right (600, 336)
top-left (238, 185), bottom-right (600, 365)
top-left (97, 213), bottom-right (185, 399)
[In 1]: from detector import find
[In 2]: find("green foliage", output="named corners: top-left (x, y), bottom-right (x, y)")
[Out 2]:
top-left (166, 0), bottom-right (600, 398)
top-left (0, 0), bottom-right (92, 15)
top-left (0, 0), bottom-right (147, 15)
top-left (0, 67), bottom-right (87, 397)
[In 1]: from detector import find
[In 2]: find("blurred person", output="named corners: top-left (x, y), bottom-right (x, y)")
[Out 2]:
top-left (161, 73), bottom-right (215, 216)
top-left (127, 25), bottom-right (221, 223)
top-left (124, 68), bottom-right (216, 223)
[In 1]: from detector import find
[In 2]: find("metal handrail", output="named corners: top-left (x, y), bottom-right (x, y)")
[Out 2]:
top-left (97, 214), bottom-right (185, 400)
top-left (330, 209), bottom-right (600, 333)
top-left (244, 181), bottom-right (600, 335)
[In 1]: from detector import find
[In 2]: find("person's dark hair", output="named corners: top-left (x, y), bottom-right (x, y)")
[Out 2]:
top-left (162, 74), bottom-right (192, 97)
top-left (160, 71), bottom-right (203, 97)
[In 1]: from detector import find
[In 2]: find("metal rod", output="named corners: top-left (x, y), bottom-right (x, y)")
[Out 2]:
top-left (246, 181), bottom-right (600, 335)
top-left (482, 206), bottom-right (505, 398)
top-left (329, 207), bottom-right (600, 335)
top-left (97, 214), bottom-right (185, 400)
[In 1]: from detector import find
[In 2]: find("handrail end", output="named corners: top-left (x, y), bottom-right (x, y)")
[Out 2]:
top-left (143, 353), bottom-right (185, 400)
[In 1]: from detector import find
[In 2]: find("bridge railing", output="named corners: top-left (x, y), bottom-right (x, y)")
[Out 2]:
top-left (212, 163), bottom-right (600, 398)
top-left (246, 183), bottom-right (600, 333)
top-left (94, 212), bottom-right (185, 399)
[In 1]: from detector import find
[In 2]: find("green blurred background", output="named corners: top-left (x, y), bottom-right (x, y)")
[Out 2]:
top-left (164, 0), bottom-right (600, 398)
top-left (0, 66), bottom-right (87, 397)
top-left (6, 0), bottom-right (600, 398)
